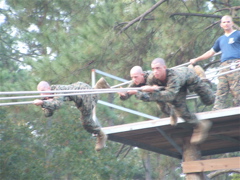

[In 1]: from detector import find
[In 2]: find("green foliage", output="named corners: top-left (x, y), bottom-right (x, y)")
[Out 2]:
top-left (232, 174), bottom-right (240, 180)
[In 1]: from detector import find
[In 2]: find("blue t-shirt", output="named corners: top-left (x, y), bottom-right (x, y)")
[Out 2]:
top-left (212, 30), bottom-right (240, 62)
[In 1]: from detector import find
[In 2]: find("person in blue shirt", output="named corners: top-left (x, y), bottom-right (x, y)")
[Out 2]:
top-left (189, 15), bottom-right (240, 110)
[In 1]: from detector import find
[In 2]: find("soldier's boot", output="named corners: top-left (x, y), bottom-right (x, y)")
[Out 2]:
top-left (188, 64), bottom-right (194, 70)
top-left (168, 104), bottom-right (178, 126)
top-left (170, 114), bottom-right (178, 126)
top-left (189, 65), bottom-right (212, 88)
top-left (190, 120), bottom-right (212, 145)
top-left (95, 77), bottom-right (111, 89)
top-left (95, 130), bottom-right (108, 151)
top-left (188, 65), bottom-right (207, 79)
top-left (194, 65), bottom-right (206, 79)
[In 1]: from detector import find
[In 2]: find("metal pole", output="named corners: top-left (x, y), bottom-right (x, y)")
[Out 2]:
top-left (91, 69), bottom-right (96, 88)
top-left (94, 69), bottom-right (129, 82)
top-left (0, 88), bottom-right (144, 101)
top-left (207, 68), bottom-right (240, 79)
top-left (0, 87), bottom-right (143, 95)
top-left (171, 52), bottom-right (222, 69)
top-left (0, 101), bottom-right (34, 106)
top-left (206, 62), bottom-right (240, 75)
top-left (171, 62), bottom-right (190, 69)
top-left (111, 81), bottom-right (132, 88)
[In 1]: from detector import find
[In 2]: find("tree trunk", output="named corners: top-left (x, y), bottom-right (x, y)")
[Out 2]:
top-left (182, 138), bottom-right (205, 180)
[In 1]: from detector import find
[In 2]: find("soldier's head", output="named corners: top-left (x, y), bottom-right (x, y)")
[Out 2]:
top-left (130, 66), bottom-right (145, 85)
top-left (220, 15), bottom-right (234, 32)
top-left (151, 58), bottom-right (167, 80)
top-left (37, 81), bottom-right (52, 99)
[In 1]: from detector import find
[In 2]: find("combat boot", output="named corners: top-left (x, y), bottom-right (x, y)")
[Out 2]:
top-left (194, 65), bottom-right (206, 79)
top-left (95, 77), bottom-right (111, 89)
top-left (188, 64), bottom-right (194, 70)
top-left (190, 120), bottom-right (212, 144)
top-left (95, 130), bottom-right (108, 151)
top-left (168, 103), bottom-right (178, 126)
top-left (170, 114), bottom-right (178, 126)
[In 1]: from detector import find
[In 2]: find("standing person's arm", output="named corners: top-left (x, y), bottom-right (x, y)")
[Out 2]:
top-left (189, 49), bottom-right (215, 65)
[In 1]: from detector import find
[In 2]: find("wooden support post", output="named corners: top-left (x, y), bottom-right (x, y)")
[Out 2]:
top-left (182, 138), bottom-right (205, 180)
top-left (182, 157), bottom-right (240, 173)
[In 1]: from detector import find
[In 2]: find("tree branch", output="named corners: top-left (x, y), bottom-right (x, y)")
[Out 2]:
top-left (118, 0), bottom-right (168, 34)
top-left (170, 13), bottom-right (223, 19)
top-left (214, 6), bottom-right (240, 13)
top-left (207, 169), bottom-right (240, 179)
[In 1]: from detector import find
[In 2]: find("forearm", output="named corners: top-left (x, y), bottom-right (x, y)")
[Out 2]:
top-left (120, 93), bottom-right (131, 100)
top-left (198, 50), bottom-right (215, 61)
top-left (190, 49), bottom-right (215, 64)
top-left (42, 99), bottom-right (63, 110)
top-left (136, 90), bottom-right (175, 102)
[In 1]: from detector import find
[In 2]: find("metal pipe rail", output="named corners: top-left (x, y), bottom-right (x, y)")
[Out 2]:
top-left (111, 81), bottom-right (132, 88)
top-left (0, 87), bottom-right (143, 96)
top-left (0, 87), bottom-right (144, 100)
top-left (92, 69), bottom-right (129, 83)
top-left (206, 62), bottom-right (240, 75)
top-left (1, 68), bottom-right (239, 102)
top-left (0, 101), bottom-right (34, 106)
top-left (207, 68), bottom-right (240, 79)
top-left (171, 52), bottom-right (222, 69)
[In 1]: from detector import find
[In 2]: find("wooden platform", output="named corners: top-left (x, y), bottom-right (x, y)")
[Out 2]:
top-left (102, 107), bottom-right (240, 159)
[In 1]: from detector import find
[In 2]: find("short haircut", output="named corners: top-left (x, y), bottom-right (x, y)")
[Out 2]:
top-left (151, 58), bottom-right (166, 66)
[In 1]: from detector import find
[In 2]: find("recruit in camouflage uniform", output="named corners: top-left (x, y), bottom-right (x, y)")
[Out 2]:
top-left (119, 70), bottom-right (172, 118)
top-left (35, 80), bottom-right (109, 151)
top-left (138, 67), bottom-right (215, 124)
top-left (42, 82), bottom-right (100, 134)
top-left (136, 65), bottom-right (215, 144)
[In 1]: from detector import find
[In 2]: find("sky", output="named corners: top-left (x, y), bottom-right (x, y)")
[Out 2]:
top-left (0, 0), bottom-right (7, 24)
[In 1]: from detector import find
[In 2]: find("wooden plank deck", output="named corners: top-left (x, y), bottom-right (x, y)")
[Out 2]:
top-left (102, 107), bottom-right (240, 159)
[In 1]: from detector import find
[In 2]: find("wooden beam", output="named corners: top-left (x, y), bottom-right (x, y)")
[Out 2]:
top-left (182, 157), bottom-right (240, 173)
top-left (108, 134), bottom-right (182, 159)
top-left (102, 107), bottom-right (240, 134)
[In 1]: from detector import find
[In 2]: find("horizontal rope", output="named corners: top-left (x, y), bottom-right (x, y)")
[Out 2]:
top-left (0, 92), bottom-right (203, 107)
top-left (1, 68), bottom-right (239, 101)
top-left (206, 61), bottom-right (240, 75)
top-left (171, 62), bottom-right (190, 69)
top-left (0, 87), bottom-right (143, 96)
top-left (171, 52), bottom-right (222, 69)
top-left (0, 101), bottom-right (34, 106)
top-left (0, 87), bottom-right (148, 101)
top-left (207, 68), bottom-right (240, 79)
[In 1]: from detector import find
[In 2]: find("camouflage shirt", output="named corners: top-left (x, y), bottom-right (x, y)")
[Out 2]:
top-left (137, 67), bottom-right (200, 102)
top-left (41, 82), bottom-right (98, 117)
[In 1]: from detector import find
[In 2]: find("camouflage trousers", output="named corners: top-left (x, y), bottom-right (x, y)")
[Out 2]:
top-left (80, 109), bottom-right (101, 135)
top-left (75, 92), bottom-right (101, 135)
top-left (213, 59), bottom-right (240, 110)
top-left (141, 80), bottom-right (215, 125)
top-left (164, 80), bottom-right (214, 125)
top-left (65, 82), bottom-right (101, 135)
top-left (156, 101), bottom-right (173, 118)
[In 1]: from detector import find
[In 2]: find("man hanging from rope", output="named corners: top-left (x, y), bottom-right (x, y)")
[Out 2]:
top-left (135, 58), bottom-right (215, 144)
top-left (33, 78), bottom-right (110, 151)
top-left (118, 66), bottom-right (177, 125)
